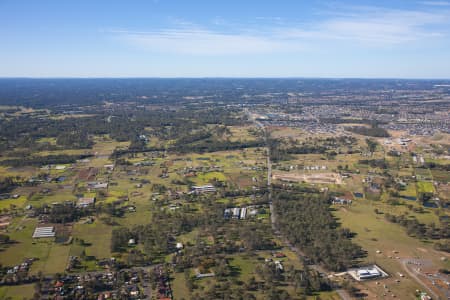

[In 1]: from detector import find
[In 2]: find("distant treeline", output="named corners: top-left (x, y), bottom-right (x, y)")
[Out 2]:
top-left (384, 213), bottom-right (450, 245)
top-left (0, 177), bottom-right (20, 193)
top-left (321, 118), bottom-right (387, 125)
top-left (0, 78), bottom-right (444, 108)
top-left (173, 139), bottom-right (265, 154)
top-left (0, 106), bottom-right (245, 152)
top-left (268, 136), bottom-right (356, 162)
top-left (345, 126), bottom-right (390, 137)
top-left (0, 154), bottom-right (92, 167)
top-left (268, 139), bottom-right (326, 162)
top-left (112, 139), bottom-right (264, 157)
top-left (420, 162), bottom-right (450, 172)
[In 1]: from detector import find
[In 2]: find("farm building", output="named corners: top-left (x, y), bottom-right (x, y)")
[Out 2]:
top-left (348, 264), bottom-right (388, 281)
top-left (240, 207), bottom-right (247, 219)
top-left (77, 197), bottom-right (95, 208)
top-left (87, 182), bottom-right (108, 189)
top-left (190, 184), bottom-right (216, 193)
top-left (225, 206), bottom-right (258, 220)
top-left (32, 226), bottom-right (56, 238)
top-left (232, 207), bottom-right (240, 219)
top-left (332, 197), bottom-right (352, 205)
top-left (104, 164), bottom-right (114, 171)
top-left (274, 260), bottom-right (284, 271)
top-left (357, 268), bottom-right (380, 280)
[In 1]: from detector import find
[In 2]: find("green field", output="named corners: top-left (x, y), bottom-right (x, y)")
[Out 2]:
top-left (72, 220), bottom-right (112, 260)
top-left (0, 284), bottom-right (35, 300)
top-left (334, 199), bottom-right (447, 299)
top-left (417, 181), bottom-right (435, 194)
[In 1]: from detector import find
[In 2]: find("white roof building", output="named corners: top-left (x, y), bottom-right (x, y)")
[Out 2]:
top-left (32, 226), bottom-right (55, 238)
top-left (357, 267), bottom-right (381, 280)
top-left (240, 207), bottom-right (247, 219)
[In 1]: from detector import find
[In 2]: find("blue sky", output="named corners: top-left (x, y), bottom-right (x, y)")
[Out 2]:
top-left (1, 0), bottom-right (450, 78)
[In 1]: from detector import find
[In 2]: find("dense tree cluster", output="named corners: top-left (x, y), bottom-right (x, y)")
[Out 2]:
top-left (346, 125), bottom-right (390, 137)
top-left (0, 176), bottom-right (20, 193)
top-left (422, 162), bottom-right (450, 172)
top-left (35, 203), bottom-right (91, 223)
top-left (56, 131), bottom-right (93, 149)
top-left (273, 190), bottom-right (364, 271)
top-left (358, 159), bottom-right (388, 169)
top-left (0, 154), bottom-right (92, 167)
top-left (384, 213), bottom-right (450, 242)
top-left (268, 136), bottom-right (357, 162)
top-left (434, 240), bottom-right (450, 253)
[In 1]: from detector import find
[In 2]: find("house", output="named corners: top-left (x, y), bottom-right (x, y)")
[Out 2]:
top-left (104, 164), bottom-right (114, 171)
top-left (195, 268), bottom-right (215, 279)
top-left (332, 197), bottom-right (352, 205)
top-left (87, 182), bottom-right (108, 189)
top-left (77, 197), bottom-right (95, 208)
top-left (274, 260), bottom-right (284, 271)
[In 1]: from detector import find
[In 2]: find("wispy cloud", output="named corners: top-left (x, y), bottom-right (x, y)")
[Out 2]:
top-left (110, 5), bottom-right (450, 55)
top-left (113, 28), bottom-right (304, 55)
top-left (290, 7), bottom-right (450, 44)
top-left (419, 1), bottom-right (450, 6)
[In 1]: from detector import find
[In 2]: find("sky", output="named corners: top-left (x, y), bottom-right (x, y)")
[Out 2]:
top-left (1, 0), bottom-right (450, 78)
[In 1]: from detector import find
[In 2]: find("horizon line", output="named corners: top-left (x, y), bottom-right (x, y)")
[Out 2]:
top-left (0, 76), bottom-right (450, 80)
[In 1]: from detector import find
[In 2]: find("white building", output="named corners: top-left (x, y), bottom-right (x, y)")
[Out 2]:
top-left (232, 207), bottom-right (240, 219)
top-left (32, 227), bottom-right (55, 238)
top-left (240, 207), bottom-right (247, 219)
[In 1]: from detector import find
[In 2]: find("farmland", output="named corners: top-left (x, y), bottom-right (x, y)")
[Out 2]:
top-left (0, 79), bottom-right (449, 300)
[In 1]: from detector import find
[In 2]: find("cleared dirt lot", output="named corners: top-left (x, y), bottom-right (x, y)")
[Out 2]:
top-left (272, 171), bottom-right (343, 184)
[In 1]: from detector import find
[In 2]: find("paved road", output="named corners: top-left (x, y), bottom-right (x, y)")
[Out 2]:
top-left (248, 110), bottom-right (346, 299)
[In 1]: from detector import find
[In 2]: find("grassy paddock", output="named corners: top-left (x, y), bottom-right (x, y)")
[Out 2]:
top-left (0, 284), bottom-right (35, 300)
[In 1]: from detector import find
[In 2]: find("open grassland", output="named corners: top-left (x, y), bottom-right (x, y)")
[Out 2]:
top-left (431, 169), bottom-right (450, 183)
top-left (30, 243), bottom-right (70, 274)
top-left (0, 195), bottom-right (27, 210)
top-left (0, 166), bottom-right (36, 178)
top-left (269, 126), bottom-right (311, 141)
top-left (227, 125), bottom-right (259, 142)
top-left (334, 200), bottom-right (448, 299)
top-left (417, 181), bottom-right (435, 194)
top-left (72, 220), bottom-right (112, 259)
top-left (171, 272), bottom-right (190, 299)
top-left (0, 283), bottom-right (35, 300)
top-left (0, 218), bottom-right (68, 275)
top-left (415, 168), bottom-right (433, 180)
top-left (34, 149), bottom-right (89, 157)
